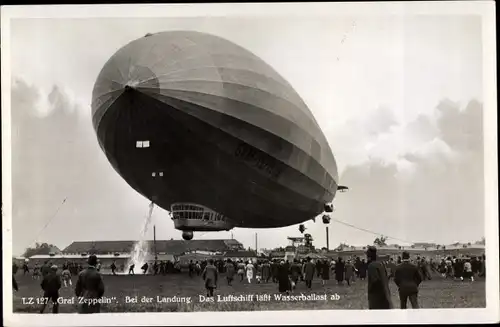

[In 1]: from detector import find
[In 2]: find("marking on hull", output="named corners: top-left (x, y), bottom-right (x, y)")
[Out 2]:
top-left (234, 142), bottom-right (284, 179)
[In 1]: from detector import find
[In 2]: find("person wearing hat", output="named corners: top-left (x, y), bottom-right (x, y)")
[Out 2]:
top-left (394, 251), bottom-right (422, 309)
top-left (202, 259), bottom-right (218, 297)
top-left (303, 257), bottom-right (315, 290)
top-left (40, 265), bottom-right (62, 314)
top-left (366, 246), bottom-right (393, 309)
top-left (75, 255), bottom-right (105, 314)
top-left (277, 260), bottom-right (291, 294)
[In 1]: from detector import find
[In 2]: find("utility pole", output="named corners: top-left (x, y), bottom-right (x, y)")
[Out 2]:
top-left (153, 225), bottom-right (157, 262)
top-left (326, 226), bottom-right (330, 251)
top-left (255, 233), bottom-right (258, 253)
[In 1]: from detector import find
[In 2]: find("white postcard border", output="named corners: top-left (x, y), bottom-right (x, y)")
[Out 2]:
top-left (2, 2), bottom-right (498, 326)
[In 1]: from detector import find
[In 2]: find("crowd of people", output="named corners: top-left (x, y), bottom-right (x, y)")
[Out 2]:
top-left (192, 250), bottom-right (486, 309)
top-left (12, 248), bottom-right (486, 312)
top-left (15, 260), bottom-right (103, 279)
top-left (13, 256), bottom-right (105, 314)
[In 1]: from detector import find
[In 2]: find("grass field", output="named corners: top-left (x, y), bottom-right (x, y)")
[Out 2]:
top-left (12, 272), bottom-right (486, 313)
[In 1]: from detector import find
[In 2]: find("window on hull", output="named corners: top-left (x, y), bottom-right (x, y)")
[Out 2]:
top-left (136, 140), bottom-right (151, 148)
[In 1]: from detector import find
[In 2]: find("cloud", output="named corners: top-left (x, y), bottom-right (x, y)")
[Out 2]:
top-left (10, 78), bottom-right (159, 255)
top-left (364, 106), bottom-right (398, 137)
top-left (333, 99), bottom-right (484, 245)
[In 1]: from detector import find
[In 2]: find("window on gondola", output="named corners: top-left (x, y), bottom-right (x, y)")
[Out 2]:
top-left (203, 213), bottom-right (210, 220)
top-left (143, 140), bottom-right (150, 148)
top-left (136, 141), bottom-right (143, 148)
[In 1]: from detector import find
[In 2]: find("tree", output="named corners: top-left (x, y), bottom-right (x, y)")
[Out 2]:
top-left (475, 237), bottom-right (485, 245)
top-left (22, 243), bottom-right (58, 258)
top-left (373, 236), bottom-right (388, 247)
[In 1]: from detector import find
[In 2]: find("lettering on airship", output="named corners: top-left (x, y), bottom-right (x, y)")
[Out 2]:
top-left (234, 142), bottom-right (284, 179)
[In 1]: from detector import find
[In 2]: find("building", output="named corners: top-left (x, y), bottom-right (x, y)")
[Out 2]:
top-left (325, 243), bottom-right (485, 259)
top-left (23, 239), bottom-right (245, 270)
top-left (62, 239), bottom-right (244, 255)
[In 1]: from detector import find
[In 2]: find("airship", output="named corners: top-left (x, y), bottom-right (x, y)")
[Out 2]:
top-left (91, 31), bottom-right (347, 240)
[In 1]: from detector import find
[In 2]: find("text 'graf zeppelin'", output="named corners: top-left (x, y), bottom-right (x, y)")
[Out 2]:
top-left (235, 142), bottom-right (284, 178)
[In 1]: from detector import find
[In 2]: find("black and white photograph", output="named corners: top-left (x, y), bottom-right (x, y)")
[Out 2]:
top-left (2, 2), bottom-right (498, 326)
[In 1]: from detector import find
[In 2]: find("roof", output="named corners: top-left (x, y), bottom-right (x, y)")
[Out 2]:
top-left (328, 243), bottom-right (486, 254)
top-left (29, 254), bottom-right (132, 260)
top-left (62, 239), bottom-right (243, 255)
top-left (224, 250), bottom-right (257, 258)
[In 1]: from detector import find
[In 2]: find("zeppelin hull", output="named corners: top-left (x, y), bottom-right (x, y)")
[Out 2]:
top-left (92, 31), bottom-right (339, 229)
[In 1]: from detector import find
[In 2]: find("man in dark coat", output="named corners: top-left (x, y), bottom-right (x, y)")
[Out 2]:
top-left (110, 261), bottom-right (117, 276)
top-left (271, 260), bottom-right (279, 283)
top-left (23, 262), bottom-right (30, 275)
top-left (315, 259), bottom-right (322, 278)
top-left (354, 257), bottom-right (362, 279)
top-left (277, 261), bottom-right (291, 293)
top-left (13, 275), bottom-right (19, 292)
top-left (359, 259), bottom-right (368, 280)
top-left (75, 255), bottom-right (105, 314)
top-left (261, 260), bottom-right (271, 283)
top-left (41, 261), bottom-right (51, 278)
top-left (141, 262), bottom-right (149, 275)
top-left (303, 257), bottom-right (315, 289)
top-left (394, 251), bottom-right (422, 309)
top-left (40, 265), bottom-right (61, 314)
top-left (454, 258), bottom-right (464, 281)
top-left (290, 259), bottom-right (302, 289)
top-left (202, 259), bottom-right (218, 297)
top-left (335, 258), bottom-right (345, 285)
top-left (225, 259), bottom-right (236, 286)
top-left (188, 260), bottom-right (195, 278)
top-left (12, 262), bottom-right (19, 275)
top-left (366, 246), bottom-right (393, 309)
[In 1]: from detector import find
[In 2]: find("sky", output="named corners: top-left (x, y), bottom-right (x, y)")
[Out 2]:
top-left (7, 15), bottom-right (486, 255)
